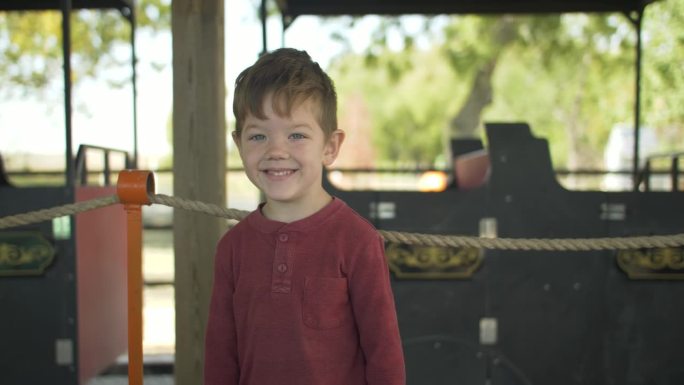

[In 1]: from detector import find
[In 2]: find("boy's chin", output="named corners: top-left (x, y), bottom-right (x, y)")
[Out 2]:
top-left (263, 191), bottom-right (316, 206)
top-left (263, 193), bottom-right (297, 204)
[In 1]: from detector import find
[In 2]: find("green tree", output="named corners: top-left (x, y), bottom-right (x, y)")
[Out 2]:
top-left (642, 0), bottom-right (684, 151)
top-left (0, 0), bottom-right (170, 97)
top-left (332, 48), bottom-right (459, 168)
top-left (328, 1), bottom-right (683, 170)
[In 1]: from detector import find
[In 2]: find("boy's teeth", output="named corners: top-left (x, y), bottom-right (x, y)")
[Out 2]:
top-left (270, 170), bottom-right (292, 176)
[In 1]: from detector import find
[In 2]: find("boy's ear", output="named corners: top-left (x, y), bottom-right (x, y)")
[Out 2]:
top-left (323, 129), bottom-right (345, 166)
top-left (231, 130), bottom-right (242, 150)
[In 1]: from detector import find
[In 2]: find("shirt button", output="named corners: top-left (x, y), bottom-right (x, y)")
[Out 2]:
top-left (278, 234), bottom-right (289, 242)
top-left (277, 263), bottom-right (288, 273)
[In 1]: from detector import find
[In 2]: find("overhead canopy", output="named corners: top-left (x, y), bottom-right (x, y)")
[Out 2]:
top-left (0, 0), bottom-right (132, 12)
top-left (275, 0), bottom-right (657, 20)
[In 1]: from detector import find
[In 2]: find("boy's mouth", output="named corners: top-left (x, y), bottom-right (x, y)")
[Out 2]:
top-left (262, 168), bottom-right (296, 177)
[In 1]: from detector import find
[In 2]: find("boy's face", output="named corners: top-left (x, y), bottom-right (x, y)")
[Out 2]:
top-left (234, 94), bottom-right (344, 211)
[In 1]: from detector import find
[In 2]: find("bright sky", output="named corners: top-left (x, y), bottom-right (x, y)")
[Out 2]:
top-left (0, 2), bottom-right (394, 167)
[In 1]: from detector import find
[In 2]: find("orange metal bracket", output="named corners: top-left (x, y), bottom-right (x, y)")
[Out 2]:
top-left (117, 170), bottom-right (155, 385)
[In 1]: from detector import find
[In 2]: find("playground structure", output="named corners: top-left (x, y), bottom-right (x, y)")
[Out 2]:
top-left (323, 122), bottom-right (684, 384)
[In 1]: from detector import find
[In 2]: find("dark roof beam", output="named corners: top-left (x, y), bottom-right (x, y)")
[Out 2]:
top-left (0, 0), bottom-right (133, 12)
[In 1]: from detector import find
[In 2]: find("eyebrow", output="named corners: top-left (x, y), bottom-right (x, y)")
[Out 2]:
top-left (242, 119), bottom-right (268, 132)
top-left (290, 123), bottom-right (314, 131)
top-left (243, 123), bottom-right (314, 132)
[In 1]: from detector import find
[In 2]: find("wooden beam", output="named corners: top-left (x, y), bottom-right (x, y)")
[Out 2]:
top-left (172, 1), bottom-right (226, 384)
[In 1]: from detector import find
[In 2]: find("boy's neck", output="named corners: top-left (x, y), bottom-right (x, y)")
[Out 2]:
top-left (261, 191), bottom-right (333, 223)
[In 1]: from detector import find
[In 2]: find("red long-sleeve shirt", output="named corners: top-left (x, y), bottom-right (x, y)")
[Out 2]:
top-left (204, 198), bottom-right (406, 385)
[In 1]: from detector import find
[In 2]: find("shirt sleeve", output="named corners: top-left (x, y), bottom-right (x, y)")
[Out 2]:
top-left (348, 233), bottom-right (406, 385)
top-left (204, 237), bottom-right (240, 385)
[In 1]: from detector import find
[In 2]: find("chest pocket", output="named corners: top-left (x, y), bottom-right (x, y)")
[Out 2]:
top-left (303, 277), bottom-right (351, 329)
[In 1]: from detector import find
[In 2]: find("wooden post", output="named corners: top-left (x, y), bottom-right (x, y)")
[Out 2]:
top-left (172, 1), bottom-right (227, 384)
top-left (117, 170), bottom-right (156, 385)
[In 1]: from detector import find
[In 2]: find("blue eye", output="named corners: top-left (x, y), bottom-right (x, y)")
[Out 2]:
top-left (290, 133), bottom-right (306, 140)
top-left (248, 134), bottom-right (266, 141)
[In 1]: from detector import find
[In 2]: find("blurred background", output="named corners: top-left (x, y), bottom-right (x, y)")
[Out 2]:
top-left (1, 0), bottom-right (683, 378)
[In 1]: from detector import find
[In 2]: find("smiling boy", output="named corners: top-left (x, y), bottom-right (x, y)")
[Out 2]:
top-left (204, 48), bottom-right (406, 385)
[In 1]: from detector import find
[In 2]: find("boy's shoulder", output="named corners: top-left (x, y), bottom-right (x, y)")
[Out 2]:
top-left (331, 198), bottom-right (382, 240)
top-left (217, 211), bottom-right (259, 245)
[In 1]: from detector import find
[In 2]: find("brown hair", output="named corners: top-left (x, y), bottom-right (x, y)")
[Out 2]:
top-left (233, 48), bottom-right (337, 138)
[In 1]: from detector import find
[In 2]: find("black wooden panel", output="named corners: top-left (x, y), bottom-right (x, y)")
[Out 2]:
top-left (0, 187), bottom-right (78, 385)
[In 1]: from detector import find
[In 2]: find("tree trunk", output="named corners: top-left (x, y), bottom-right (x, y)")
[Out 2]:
top-left (563, 52), bottom-right (591, 188)
top-left (449, 57), bottom-right (498, 138)
top-left (172, 1), bottom-right (226, 384)
top-left (449, 17), bottom-right (518, 140)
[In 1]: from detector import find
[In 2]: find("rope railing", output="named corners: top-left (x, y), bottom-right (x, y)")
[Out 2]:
top-left (149, 193), bottom-right (249, 222)
top-left (0, 195), bottom-right (120, 229)
top-left (1, 192), bottom-right (683, 251)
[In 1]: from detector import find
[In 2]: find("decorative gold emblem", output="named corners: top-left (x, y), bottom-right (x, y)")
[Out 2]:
top-left (386, 243), bottom-right (482, 279)
top-left (0, 232), bottom-right (56, 276)
top-left (616, 247), bottom-right (684, 279)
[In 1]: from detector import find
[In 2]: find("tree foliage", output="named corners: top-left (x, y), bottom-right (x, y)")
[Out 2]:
top-left (328, 0), bottom-right (684, 169)
top-left (332, 49), bottom-right (459, 168)
top-left (0, 0), bottom-right (170, 97)
top-left (642, 0), bottom-right (684, 150)
top-left (3, 0), bottom-right (681, 170)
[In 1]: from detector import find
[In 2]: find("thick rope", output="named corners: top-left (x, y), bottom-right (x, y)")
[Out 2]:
top-left (378, 230), bottom-right (684, 251)
top-left (149, 194), bottom-right (249, 221)
top-left (1, 193), bottom-right (683, 251)
top-left (0, 195), bottom-right (120, 229)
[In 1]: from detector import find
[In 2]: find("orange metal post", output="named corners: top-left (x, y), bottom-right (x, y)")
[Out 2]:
top-left (117, 170), bottom-right (155, 385)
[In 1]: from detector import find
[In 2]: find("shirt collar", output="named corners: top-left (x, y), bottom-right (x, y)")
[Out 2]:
top-left (246, 197), bottom-right (345, 234)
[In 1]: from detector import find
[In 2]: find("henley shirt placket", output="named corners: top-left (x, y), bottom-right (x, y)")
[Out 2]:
top-left (271, 231), bottom-right (293, 294)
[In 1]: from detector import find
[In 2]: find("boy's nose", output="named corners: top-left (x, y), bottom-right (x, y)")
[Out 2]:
top-left (265, 138), bottom-right (289, 160)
